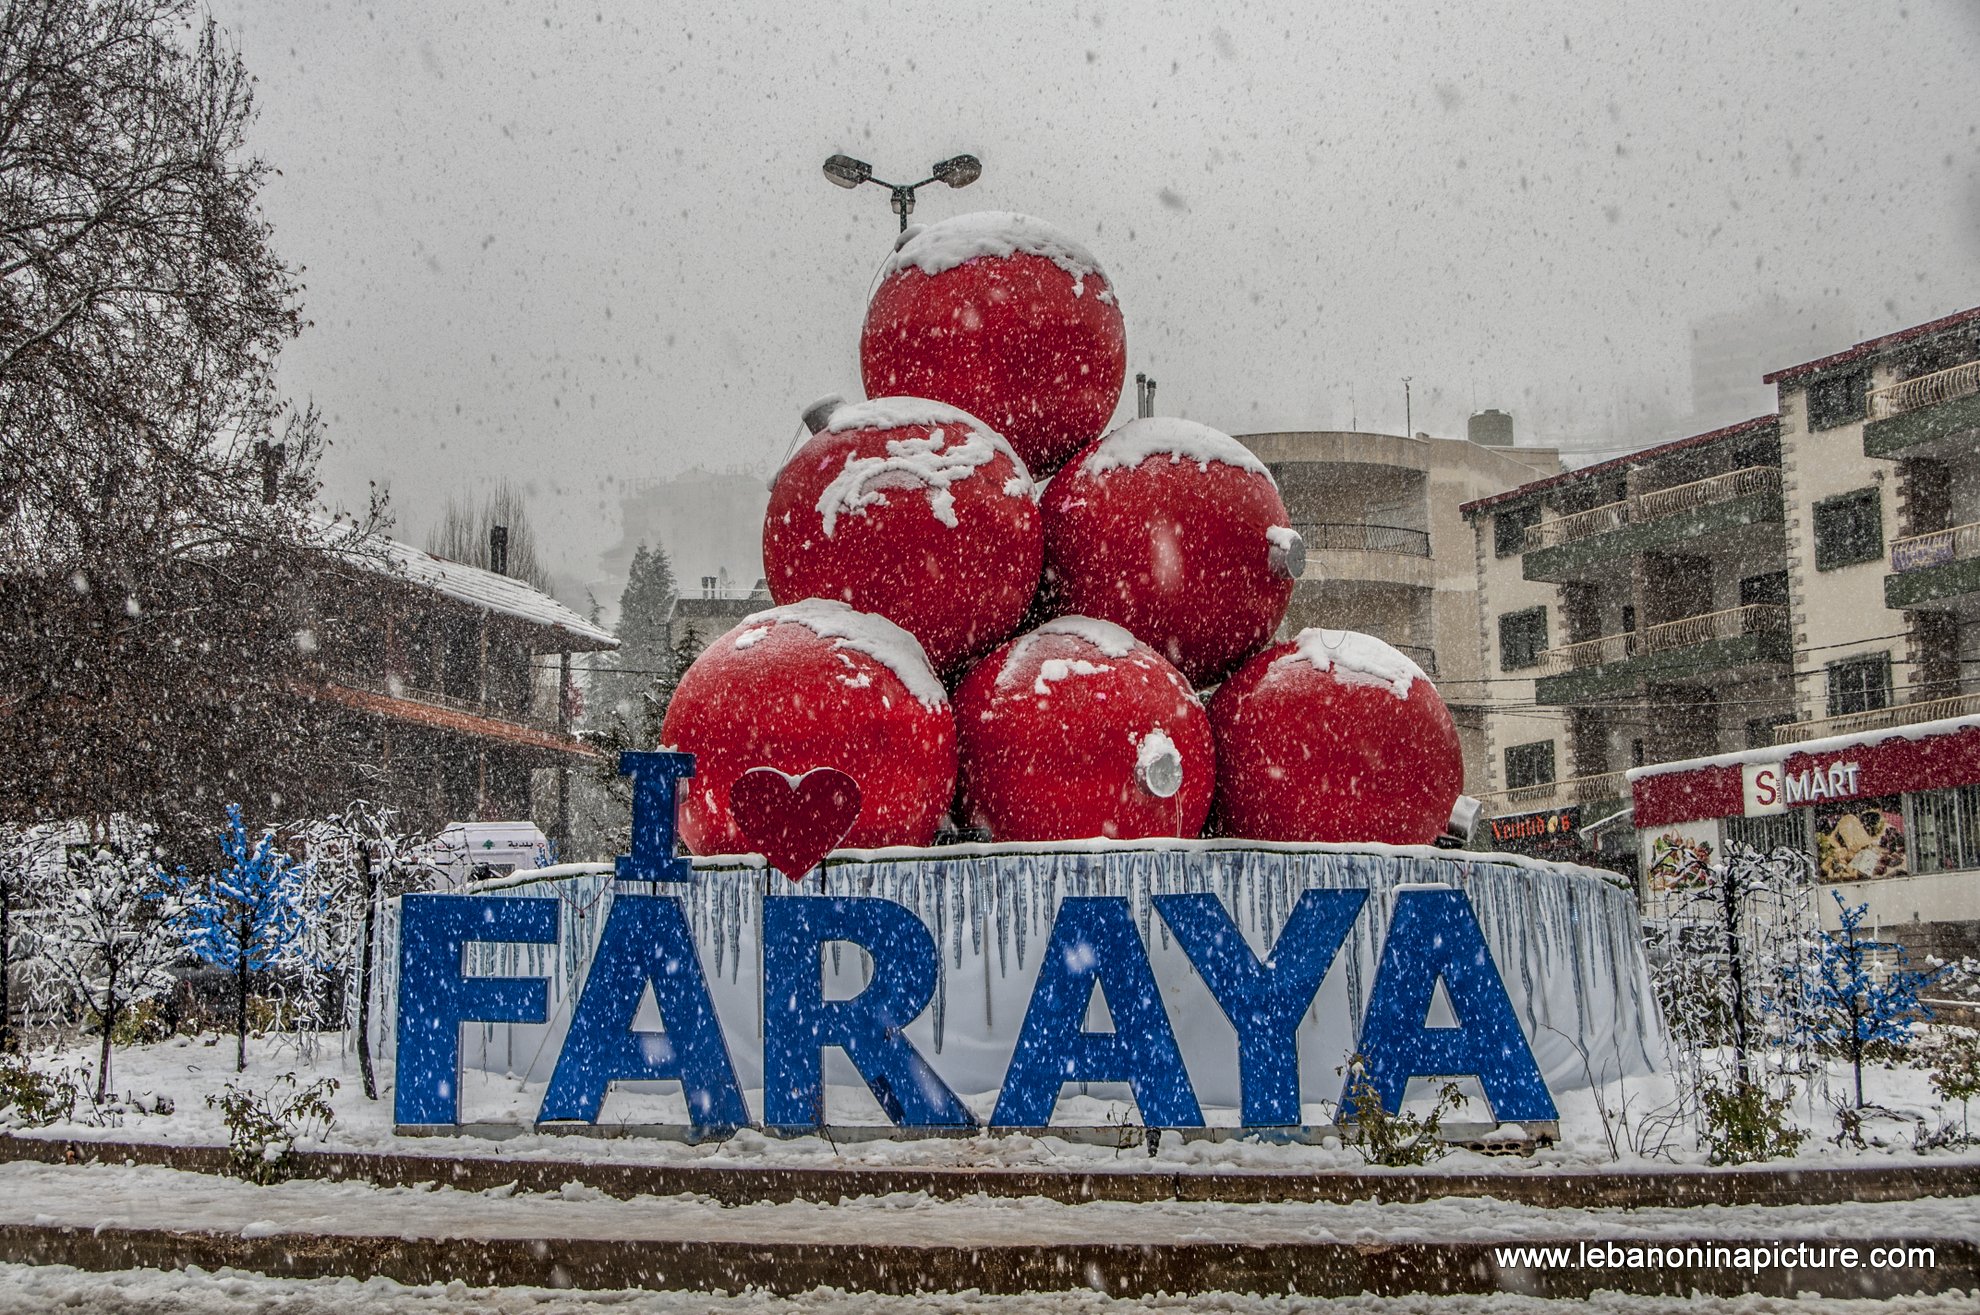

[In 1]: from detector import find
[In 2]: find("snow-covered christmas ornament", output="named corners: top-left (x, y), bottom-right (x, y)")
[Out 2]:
top-left (1208, 629), bottom-right (1462, 846)
top-left (952, 616), bottom-right (1214, 842)
top-left (1041, 417), bottom-right (1302, 686)
top-left (659, 600), bottom-right (956, 855)
top-left (860, 211), bottom-right (1126, 477)
top-left (763, 397), bottom-right (1041, 674)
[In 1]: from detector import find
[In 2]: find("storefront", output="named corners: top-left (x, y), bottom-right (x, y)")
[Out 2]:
top-left (1629, 716), bottom-right (1980, 960)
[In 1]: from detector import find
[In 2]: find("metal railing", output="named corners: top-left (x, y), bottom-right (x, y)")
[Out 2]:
top-left (1291, 522), bottom-right (1431, 557)
top-left (1890, 520), bottom-right (1980, 574)
top-left (1771, 690), bottom-right (1980, 745)
top-left (1536, 604), bottom-right (1791, 675)
top-left (1631, 466), bottom-right (1780, 520)
top-left (1523, 500), bottom-right (1627, 551)
top-left (1477, 770), bottom-right (1631, 813)
top-left (1868, 358), bottom-right (1980, 422)
top-left (1522, 465), bottom-right (1781, 552)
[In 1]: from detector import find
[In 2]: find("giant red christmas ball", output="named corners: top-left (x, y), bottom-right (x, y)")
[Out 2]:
top-left (1208, 630), bottom-right (1461, 846)
top-left (953, 617), bottom-right (1214, 842)
top-left (1041, 417), bottom-right (1302, 687)
top-left (763, 398), bottom-right (1040, 675)
top-left (660, 599), bottom-right (956, 855)
top-left (860, 212), bottom-right (1126, 477)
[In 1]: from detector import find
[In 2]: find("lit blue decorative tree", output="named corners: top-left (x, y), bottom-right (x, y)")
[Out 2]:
top-left (172, 806), bottom-right (327, 1073)
top-left (1804, 892), bottom-right (1938, 1108)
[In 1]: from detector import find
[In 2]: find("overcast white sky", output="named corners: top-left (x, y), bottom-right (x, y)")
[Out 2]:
top-left (212, 0), bottom-right (1980, 606)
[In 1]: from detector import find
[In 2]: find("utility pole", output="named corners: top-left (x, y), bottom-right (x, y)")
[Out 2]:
top-left (1402, 377), bottom-right (1413, 438)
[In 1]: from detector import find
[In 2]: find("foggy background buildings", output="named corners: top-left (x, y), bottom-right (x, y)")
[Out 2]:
top-left (206, 1), bottom-right (1980, 618)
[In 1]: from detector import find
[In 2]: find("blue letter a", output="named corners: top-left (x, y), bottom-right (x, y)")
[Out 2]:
top-left (539, 893), bottom-right (748, 1130)
top-left (1349, 888), bottom-right (1556, 1124)
top-left (992, 896), bottom-right (1202, 1128)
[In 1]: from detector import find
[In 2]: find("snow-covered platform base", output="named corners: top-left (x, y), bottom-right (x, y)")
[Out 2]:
top-left (400, 840), bottom-right (1663, 1133)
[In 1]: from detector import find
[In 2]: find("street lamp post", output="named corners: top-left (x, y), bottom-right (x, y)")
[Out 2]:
top-left (823, 153), bottom-right (982, 231)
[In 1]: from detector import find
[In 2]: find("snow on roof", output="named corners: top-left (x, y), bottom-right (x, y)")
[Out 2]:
top-left (1762, 304), bottom-right (1980, 385)
top-left (1626, 713), bottom-right (1980, 781)
top-left (1076, 417), bottom-right (1274, 482)
top-left (1274, 629), bottom-right (1423, 700)
top-left (329, 526), bottom-right (616, 650)
top-left (883, 211), bottom-right (1109, 295)
top-left (1459, 415), bottom-right (1778, 517)
top-left (739, 598), bottom-right (948, 709)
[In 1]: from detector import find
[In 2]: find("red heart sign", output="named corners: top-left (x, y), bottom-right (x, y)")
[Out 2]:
top-left (728, 766), bottom-right (863, 881)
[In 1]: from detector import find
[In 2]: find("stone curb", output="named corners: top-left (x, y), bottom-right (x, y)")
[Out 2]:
top-left (0, 1222), bottom-right (1972, 1298)
top-left (5, 1134), bottom-right (1978, 1209)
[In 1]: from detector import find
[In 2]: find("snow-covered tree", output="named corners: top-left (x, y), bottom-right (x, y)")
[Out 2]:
top-left (1800, 893), bottom-right (1939, 1108)
top-left (293, 801), bottom-right (424, 1099)
top-left (170, 806), bottom-right (326, 1073)
top-left (30, 835), bottom-right (186, 1101)
top-left (0, 824), bottom-right (66, 1051)
top-left (1642, 842), bottom-right (1822, 1108)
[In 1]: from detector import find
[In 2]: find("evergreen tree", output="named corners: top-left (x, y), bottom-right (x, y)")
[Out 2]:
top-left (1802, 893), bottom-right (1939, 1108)
top-left (169, 805), bottom-right (327, 1073)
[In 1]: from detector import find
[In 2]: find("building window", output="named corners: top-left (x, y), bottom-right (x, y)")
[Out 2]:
top-left (1494, 504), bottom-right (1540, 557)
top-left (1813, 488), bottom-right (1883, 571)
top-left (1911, 784), bottom-right (1980, 873)
top-left (1805, 371), bottom-right (1866, 431)
top-left (1504, 740), bottom-right (1556, 789)
top-left (1725, 812), bottom-right (1806, 856)
top-left (1826, 654), bottom-right (1892, 716)
top-left (1744, 716), bottom-right (1793, 749)
top-left (1498, 607), bottom-right (1548, 671)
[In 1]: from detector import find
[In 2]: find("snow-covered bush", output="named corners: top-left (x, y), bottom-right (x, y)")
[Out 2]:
top-left (1336, 1055), bottom-right (1468, 1166)
top-left (29, 836), bottom-right (187, 1101)
top-left (1921, 1027), bottom-right (1980, 1145)
top-left (207, 1072), bottom-right (338, 1184)
top-left (1698, 1077), bottom-right (1806, 1165)
top-left (0, 1052), bottom-right (80, 1128)
top-left (0, 823), bottom-right (66, 1050)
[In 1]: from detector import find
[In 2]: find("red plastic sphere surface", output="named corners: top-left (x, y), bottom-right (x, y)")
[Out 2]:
top-left (1208, 630), bottom-right (1461, 846)
top-left (953, 617), bottom-right (1214, 842)
top-left (659, 600), bottom-right (957, 855)
top-left (860, 212), bottom-right (1126, 477)
top-left (1042, 418), bottom-right (1299, 687)
top-left (763, 398), bottom-right (1040, 675)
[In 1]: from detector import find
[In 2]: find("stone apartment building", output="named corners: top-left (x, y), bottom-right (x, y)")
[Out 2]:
top-left (1462, 304), bottom-right (1980, 899)
top-left (1234, 421), bottom-right (1561, 792)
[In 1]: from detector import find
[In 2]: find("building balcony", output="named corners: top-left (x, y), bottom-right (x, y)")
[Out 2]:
top-left (1290, 521), bottom-right (1430, 557)
top-left (1771, 689), bottom-right (1980, 746)
top-left (1864, 360), bottom-right (1980, 458)
top-left (1476, 770), bottom-right (1630, 817)
top-left (1885, 521), bottom-right (1980, 610)
top-left (1287, 521), bottom-right (1437, 591)
top-left (1520, 466), bottom-right (1783, 583)
top-left (1532, 604), bottom-right (1792, 705)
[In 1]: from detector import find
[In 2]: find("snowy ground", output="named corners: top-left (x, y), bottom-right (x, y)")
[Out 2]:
top-left (0, 1268), bottom-right (1972, 1315)
top-left (12, 1030), bottom-right (1979, 1176)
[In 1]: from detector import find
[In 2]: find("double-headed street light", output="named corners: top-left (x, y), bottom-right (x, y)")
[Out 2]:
top-left (823, 153), bottom-right (982, 231)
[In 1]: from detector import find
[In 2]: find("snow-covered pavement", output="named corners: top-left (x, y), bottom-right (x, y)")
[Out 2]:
top-left (0, 1159), bottom-right (1972, 1249)
top-left (0, 1265), bottom-right (1973, 1315)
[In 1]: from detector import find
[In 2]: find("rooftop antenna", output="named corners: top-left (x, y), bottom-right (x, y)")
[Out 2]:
top-left (1402, 376), bottom-right (1413, 438)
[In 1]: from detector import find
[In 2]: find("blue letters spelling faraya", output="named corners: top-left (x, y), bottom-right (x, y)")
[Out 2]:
top-left (395, 753), bottom-right (1556, 1130)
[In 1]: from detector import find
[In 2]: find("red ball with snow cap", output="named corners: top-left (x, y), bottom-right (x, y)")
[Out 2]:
top-left (953, 617), bottom-right (1215, 842)
top-left (763, 398), bottom-right (1040, 675)
top-left (659, 600), bottom-right (957, 855)
top-left (1041, 417), bottom-right (1303, 687)
top-left (860, 212), bottom-right (1127, 477)
top-left (1207, 629), bottom-right (1461, 846)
